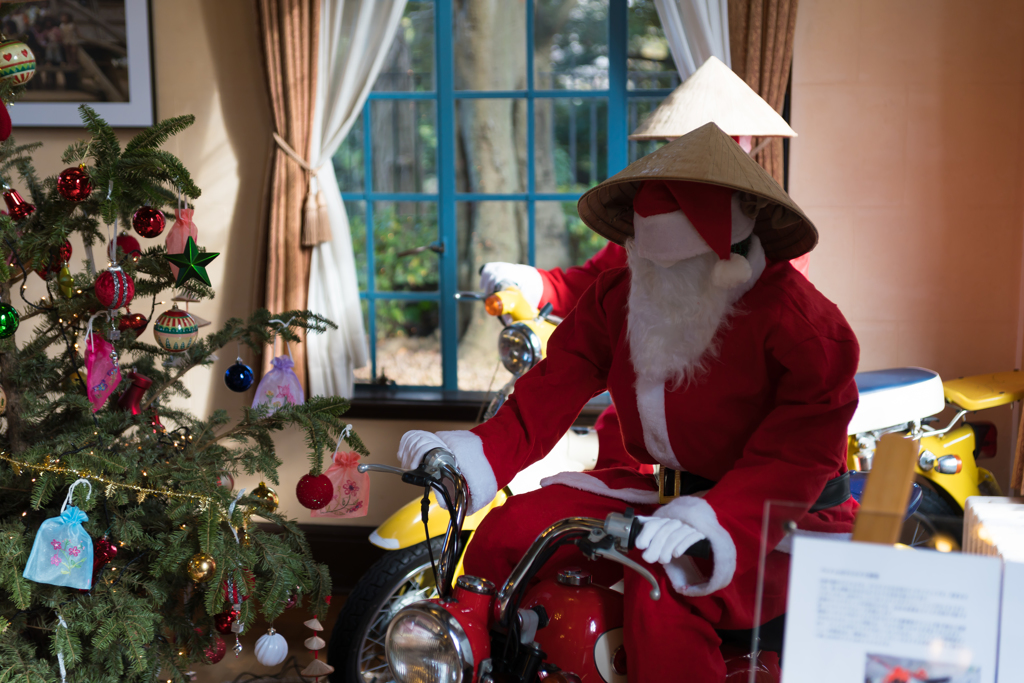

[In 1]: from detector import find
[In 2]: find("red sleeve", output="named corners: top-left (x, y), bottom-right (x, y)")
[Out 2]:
top-left (539, 243), bottom-right (627, 317)
top-left (701, 319), bottom-right (860, 581)
top-left (471, 272), bottom-right (623, 489)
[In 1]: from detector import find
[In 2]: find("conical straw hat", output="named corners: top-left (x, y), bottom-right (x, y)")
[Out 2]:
top-left (579, 122), bottom-right (816, 261)
top-left (628, 56), bottom-right (796, 140)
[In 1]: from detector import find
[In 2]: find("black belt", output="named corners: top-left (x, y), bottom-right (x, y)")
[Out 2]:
top-left (657, 468), bottom-right (851, 512)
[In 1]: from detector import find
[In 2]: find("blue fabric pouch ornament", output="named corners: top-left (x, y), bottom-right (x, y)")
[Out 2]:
top-left (23, 479), bottom-right (94, 590)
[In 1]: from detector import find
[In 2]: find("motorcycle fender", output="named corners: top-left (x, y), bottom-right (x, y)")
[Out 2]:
top-left (916, 425), bottom-right (981, 511)
top-left (368, 488), bottom-right (508, 550)
top-left (977, 467), bottom-right (1002, 496)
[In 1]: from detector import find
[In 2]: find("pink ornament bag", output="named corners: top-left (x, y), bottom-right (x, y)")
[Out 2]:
top-left (165, 207), bottom-right (197, 279)
top-left (311, 429), bottom-right (369, 518)
top-left (84, 313), bottom-right (121, 413)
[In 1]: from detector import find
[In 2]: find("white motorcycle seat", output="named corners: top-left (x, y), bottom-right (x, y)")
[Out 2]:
top-left (847, 367), bottom-right (945, 435)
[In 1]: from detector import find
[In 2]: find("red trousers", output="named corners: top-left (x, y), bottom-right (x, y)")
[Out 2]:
top-left (463, 485), bottom-right (789, 683)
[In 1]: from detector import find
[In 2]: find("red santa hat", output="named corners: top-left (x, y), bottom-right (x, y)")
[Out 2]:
top-left (632, 179), bottom-right (756, 288)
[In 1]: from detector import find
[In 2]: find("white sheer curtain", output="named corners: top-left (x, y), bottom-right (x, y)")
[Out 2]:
top-left (306, 0), bottom-right (407, 398)
top-left (654, 0), bottom-right (731, 79)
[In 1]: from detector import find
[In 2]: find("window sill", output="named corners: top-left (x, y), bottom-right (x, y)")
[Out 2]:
top-left (346, 385), bottom-right (611, 426)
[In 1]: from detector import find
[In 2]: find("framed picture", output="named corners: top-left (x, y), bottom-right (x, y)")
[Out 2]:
top-left (6, 0), bottom-right (153, 127)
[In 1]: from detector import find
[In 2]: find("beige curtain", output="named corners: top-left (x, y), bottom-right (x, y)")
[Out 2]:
top-left (728, 0), bottom-right (797, 185)
top-left (257, 0), bottom-right (320, 387)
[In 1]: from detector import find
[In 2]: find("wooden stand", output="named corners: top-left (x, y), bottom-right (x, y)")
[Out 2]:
top-left (852, 433), bottom-right (919, 544)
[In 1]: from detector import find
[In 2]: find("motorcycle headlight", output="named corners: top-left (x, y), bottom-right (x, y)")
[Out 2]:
top-left (498, 323), bottom-right (542, 376)
top-left (385, 603), bottom-right (473, 683)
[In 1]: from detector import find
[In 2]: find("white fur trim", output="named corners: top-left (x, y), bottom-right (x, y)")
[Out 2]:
top-left (774, 531), bottom-right (852, 554)
top-left (635, 376), bottom-right (682, 469)
top-left (540, 471), bottom-right (660, 504)
top-left (727, 234), bottom-right (765, 303)
top-left (436, 431), bottom-right (498, 515)
top-left (711, 253), bottom-right (752, 289)
top-left (654, 496), bottom-right (737, 597)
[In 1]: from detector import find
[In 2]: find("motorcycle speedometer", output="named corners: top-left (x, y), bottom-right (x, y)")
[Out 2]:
top-left (498, 323), bottom-right (542, 376)
top-left (386, 603), bottom-right (473, 683)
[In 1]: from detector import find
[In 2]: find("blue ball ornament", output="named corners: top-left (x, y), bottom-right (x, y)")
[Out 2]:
top-left (225, 359), bottom-right (254, 392)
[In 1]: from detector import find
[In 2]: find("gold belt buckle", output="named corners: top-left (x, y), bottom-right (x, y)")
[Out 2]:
top-left (658, 466), bottom-right (683, 504)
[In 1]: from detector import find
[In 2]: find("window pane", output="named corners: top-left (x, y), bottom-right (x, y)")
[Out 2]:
top-left (334, 109), bottom-right (365, 192)
top-left (375, 300), bottom-right (442, 386)
top-left (374, 1), bottom-right (435, 92)
top-left (534, 97), bottom-right (607, 193)
top-left (354, 299), bottom-right (373, 384)
top-left (371, 100), bottom-right (438, 194)
top-left (628, 97), bottom-right (669, 162)
top-left (536, 0), bottom-right (609, 90)
top-left (456, 200), bottom-right (527, 390)
top-left (455, 100), bottom-right (528, 194)
top-left (627, 0), bottom-right (678, 90)
top-left (373, 201), bottom-right (439, 293)
top-left (347, 200), bottom-right (368, 290)
top-left (454, 1), bottom-right (526, 90)
top-left (535, 200), bottom-right (608, 272)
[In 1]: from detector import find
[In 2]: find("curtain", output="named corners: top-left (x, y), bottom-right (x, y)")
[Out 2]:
top-left (654, 0), bottom-right (731, 80)
top-left (727, 0), bottom-right (798, 186)
top-left (305, 0), bottom-right (408, 398)
top-left (257, 0), bottom-right (320, 387)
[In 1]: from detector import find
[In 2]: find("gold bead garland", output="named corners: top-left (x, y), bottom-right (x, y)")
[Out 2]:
top-left (0, 451), bottom-right (215, 509)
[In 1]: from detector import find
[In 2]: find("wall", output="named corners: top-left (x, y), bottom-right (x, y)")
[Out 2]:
top-left (791, 0), bottom-right (1024, 489)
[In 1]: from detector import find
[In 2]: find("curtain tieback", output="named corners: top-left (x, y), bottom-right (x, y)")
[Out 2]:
top-left (273, 132), bottom-right (332, 247)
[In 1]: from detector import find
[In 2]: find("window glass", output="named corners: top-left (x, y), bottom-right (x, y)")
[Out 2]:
top-left (536, 0), bottom-right (609, 90)
top-left (453, 1), bottom-right (526, 90)
top-left (375, 300), bottom-right (442, 386)
top-left (371, 100), bottom-right (438, 194)
top-left (534, 97), bottom-right (608, 193)
top-left (374, 1), bottom-right (436, 92)
top-left (627, 0), bottom-right (678, 90)
top-left (535, 200), bottom-right (607, 271)
top-left (454, 99), bottom-right (528, 194)
top-left (373, 201), bottom-right (439, 293)
top-left (628, 97), bottom-right (669, 162)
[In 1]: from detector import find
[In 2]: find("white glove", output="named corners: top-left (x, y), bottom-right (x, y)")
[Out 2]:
top-left (398, 430), bottom-right (449, 470)
top-left (478, 262), bottom-right (545, 310)
top-left (635, 516), bottom-right (707, 565)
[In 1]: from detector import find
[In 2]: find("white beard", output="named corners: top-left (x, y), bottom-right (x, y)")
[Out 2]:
top-left (626, 242), bottom-right (735, 389)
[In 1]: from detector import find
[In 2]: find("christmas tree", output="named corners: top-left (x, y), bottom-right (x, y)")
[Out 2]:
top-left (0, 83), bottom-right (366, 682)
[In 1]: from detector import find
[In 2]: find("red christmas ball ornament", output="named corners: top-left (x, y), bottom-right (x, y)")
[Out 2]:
top-left (119, 310), bottom-right (149, 334)
top-left (284, 593), bottom-right (299, 610)
top-left (94, 265), bottom-right (135, 309)
top-left (132, 206), bottom-right (165, 238)
top-left (296, 473), bottom-right (334, 510)
top-left (3, 188), bottom-right (34, 220)
top-left (56, 165), bottom-right (93, 202)
top-left (222, 573), bottom-right (254, 603)
top-left (34, 239), bottom-right (73, 279)
top-left (213, 609), bottom-right (238, 635)
top-left (217, 472), bottom-right (234, 488)
top-left (200, 631), bottom-right (227, 664)
top-left (111, 233), bottom-right (142, 262)
top-left (0, 100), bottom-right (10, 142)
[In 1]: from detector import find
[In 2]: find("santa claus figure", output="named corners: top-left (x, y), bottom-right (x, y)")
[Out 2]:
top-left (399, 122), bottom-right (859, 682)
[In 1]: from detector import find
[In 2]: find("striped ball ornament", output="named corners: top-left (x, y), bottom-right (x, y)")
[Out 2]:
top-left (94, 265), bottom-right (135, 309)
top-left (0, 40), bottom-right (35, 85)
top-left (153, 306), bottom-right (199, 353)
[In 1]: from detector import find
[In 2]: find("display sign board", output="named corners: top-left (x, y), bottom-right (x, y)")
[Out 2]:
top-left (782, 536), bottom-right (1002, 683)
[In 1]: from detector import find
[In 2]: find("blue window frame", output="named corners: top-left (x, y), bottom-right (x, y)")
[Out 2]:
top-left (340, 0), bottom-right (676, 391)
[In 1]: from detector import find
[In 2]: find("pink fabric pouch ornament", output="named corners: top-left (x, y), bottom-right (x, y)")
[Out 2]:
top-left (252, 355), bottom-right (304, 416)
top-left (311, 426), bottom-right (369, 519)
top-left (84, 312), bottom-right (121, 412)
top-left (165, 207), bottom-right (197, 279)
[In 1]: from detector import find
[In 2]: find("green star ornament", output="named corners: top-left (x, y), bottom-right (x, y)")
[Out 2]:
top-left (164, 236), bottom-right (219, 287)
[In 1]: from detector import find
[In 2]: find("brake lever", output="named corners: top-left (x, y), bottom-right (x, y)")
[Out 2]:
top-left (357, 463), bottom-right (405, 476)
top-left (593, 545), bottom-right (661, 601)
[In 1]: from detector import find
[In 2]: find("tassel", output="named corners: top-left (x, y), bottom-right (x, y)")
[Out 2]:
top-left (711, 253), bottom-right (752, 289)
top-left (302, 188), bottom-right (332, 247)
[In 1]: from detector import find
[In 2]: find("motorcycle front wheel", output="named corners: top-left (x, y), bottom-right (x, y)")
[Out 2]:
top-left (329, 538), bottom-right (444, 683)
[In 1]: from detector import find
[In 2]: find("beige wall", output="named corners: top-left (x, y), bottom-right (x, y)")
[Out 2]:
top-left (792, 0), bottom-right (1024, 488)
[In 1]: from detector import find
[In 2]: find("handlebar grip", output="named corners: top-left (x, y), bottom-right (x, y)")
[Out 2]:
top-left (685, 539), bottom-right (711, 559)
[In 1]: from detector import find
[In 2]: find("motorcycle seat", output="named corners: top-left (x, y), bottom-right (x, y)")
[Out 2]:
top-left (847, 367), bottom-right (945, 435)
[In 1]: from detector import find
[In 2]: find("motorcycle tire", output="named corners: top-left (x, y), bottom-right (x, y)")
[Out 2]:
top-left (329, 537), bottom-right (445, 683)
top-left (914, 483), bottom-right (963, 548)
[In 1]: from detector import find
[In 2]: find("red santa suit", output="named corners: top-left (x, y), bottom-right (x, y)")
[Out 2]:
top-left (403, 124), bottom-right (858, 682)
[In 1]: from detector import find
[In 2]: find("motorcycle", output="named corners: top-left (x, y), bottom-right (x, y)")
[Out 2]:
top-left (358, 449), bottom-right (780, 683)
top-left (846, 367), bottom-right (1023, 548)
top-left (329, 285), bottom-right (588, 683)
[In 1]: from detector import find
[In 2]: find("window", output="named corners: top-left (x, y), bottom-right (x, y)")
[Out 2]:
top-left (337, 0), bottom-right (676, 392)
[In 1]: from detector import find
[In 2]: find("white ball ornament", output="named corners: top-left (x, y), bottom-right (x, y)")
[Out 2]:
top-left (254, 628), bottom-right (289, 667)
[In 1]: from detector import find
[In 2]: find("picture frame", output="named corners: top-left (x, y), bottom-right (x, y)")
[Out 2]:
top-left (7, 0), bottom-right (153, 128)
